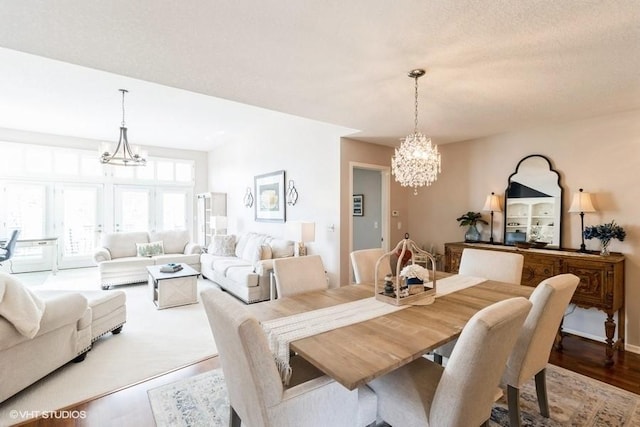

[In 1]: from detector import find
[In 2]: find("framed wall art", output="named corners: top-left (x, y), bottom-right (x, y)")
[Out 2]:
top-left (353, 194), bottom-right (364, 216)
top-left (255, 170), bottom-right (286, 222)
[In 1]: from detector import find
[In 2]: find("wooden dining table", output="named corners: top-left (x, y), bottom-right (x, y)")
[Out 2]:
top-left (248, 273), bottom-right (533, 391)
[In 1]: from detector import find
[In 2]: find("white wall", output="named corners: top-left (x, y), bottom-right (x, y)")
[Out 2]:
top-left (406, 109), bottom-right (640, 350)
top-left (207, 118), bottom-right (350, 287)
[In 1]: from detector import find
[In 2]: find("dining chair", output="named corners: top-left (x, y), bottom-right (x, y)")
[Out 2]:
top-left (350, 248), bottom-right (390, 284)
top-left (458, 248), bottom-right (524, 285)
top-left (368, 297), bottom-right (532, 427)
top-left (273, 254), bottom-right (328, 298)
top-left (200, 287), bottom-right (377, 427)
top-left (502, 273), bottom-right (579, 427)
top-left (0, 230), bottom-right (20, 266)
top-left (433, 247), bottom-right (524, 364)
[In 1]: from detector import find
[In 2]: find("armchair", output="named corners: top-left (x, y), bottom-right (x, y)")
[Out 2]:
top-left (0, 230), bottom-right (20, 266)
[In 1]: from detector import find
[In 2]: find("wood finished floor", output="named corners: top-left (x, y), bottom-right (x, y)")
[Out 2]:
top-left (14, 334), bottom-right (640, 426)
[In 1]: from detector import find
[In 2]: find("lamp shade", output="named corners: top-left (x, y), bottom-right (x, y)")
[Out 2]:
top-left (210, 216), bottom-right (228, 230)
top-left (568, 189), bottom-right (596, 213)
top-left (482, 193), bottom-right (502, 213)
top-left (286, 221), bottom-right (316, 243)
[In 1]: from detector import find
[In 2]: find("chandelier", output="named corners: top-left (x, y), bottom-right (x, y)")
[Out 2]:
top-left (100, 89), bottom-right (147, 166)
top-left (391, 69), bottom-right (441, 195)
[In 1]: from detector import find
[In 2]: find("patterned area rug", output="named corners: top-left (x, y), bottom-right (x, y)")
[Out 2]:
top-left (149, 364), bottom-right (640, 426)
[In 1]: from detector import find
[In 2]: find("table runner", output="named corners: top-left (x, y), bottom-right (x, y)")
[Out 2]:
top-left (261, 297), bottom-right (407, 384)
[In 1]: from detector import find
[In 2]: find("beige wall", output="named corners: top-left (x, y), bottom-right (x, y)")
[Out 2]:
top-left (208, 119), bottom-right (347, 286)
top-left (406, 109), bottom-right (640, 350)
top-left (340, 138), bottom-right (412, 285)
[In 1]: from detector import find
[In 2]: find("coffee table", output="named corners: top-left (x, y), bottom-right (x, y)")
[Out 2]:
top-left (147, 263), bottom-right (199, 309)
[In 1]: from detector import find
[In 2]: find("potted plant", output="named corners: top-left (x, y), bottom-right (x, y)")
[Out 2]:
top-left (584, 220), bottom-right (626, 256)
top-left (456, 211), bottom-right (488, 242)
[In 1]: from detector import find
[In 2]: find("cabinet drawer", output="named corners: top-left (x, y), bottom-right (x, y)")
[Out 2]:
top-left (521, 255), bottom-right (558, 288)
top-left (562, 260), bottom-right (613, 310)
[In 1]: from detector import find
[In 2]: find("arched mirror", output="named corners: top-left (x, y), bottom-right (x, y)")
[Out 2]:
top-left (504, 154), bottom-right (563, 248)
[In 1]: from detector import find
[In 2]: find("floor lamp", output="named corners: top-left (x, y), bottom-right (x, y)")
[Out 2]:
top-left (482, 192), bottom-right (502, 244)
top-left (568, 188), bottom-right (596, 252)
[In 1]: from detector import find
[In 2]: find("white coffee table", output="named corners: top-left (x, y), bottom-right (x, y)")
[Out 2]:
top-left (147, 264), bottom-right (199, 309)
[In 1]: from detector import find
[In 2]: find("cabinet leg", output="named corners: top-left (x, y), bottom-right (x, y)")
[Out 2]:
top-left (604, 314), bottom-right (616, 367)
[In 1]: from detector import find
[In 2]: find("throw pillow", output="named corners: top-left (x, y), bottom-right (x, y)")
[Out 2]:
top-left (260, 244), bottom-right (273, 260)
top-left (0, 272), bottom-right (45, 338)
top-left (136, 241), bottom-right (164, 257)
top-left (209, 235), bottom-right (236, 256)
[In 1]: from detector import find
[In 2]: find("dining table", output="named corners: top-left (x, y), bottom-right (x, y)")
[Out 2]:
top-left (248, 272), bottom-right (533, 391)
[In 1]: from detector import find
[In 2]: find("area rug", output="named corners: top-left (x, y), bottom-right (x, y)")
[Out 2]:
top-left (149, 365), bottom-right (640, 427)
top-left (0, 270), bottom-right (218, 426)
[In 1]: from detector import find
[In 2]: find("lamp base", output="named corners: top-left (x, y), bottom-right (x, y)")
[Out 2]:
top-left (295, 242), bottom-right (307, 257)
top-left (577, 244), bottom-right (589, 253)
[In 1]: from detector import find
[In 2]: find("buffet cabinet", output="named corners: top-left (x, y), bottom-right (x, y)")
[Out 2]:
top-left (444, 242), bottom-right (625, 366)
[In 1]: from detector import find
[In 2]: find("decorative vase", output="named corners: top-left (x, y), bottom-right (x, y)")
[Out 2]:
top-left (600, 239), bottom-right (611, 256)
top-left (465, 224), bottom-right (481, 242)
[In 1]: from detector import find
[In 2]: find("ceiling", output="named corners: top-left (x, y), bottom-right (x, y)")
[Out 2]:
top-left (0, 1), bottom-right (638, 151)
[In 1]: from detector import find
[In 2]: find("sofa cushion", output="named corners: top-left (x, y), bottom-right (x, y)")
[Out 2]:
top-left (234, 232), bottom-right (254, 258)
top-left (241, 234), bottom-right (269, 264)
top-left (149, 230), bottom-right (190, 254)
top-left (153, 253), bottom-right (200, 266)
top-left (225, 265), bottom-right (259, 287)
top-left (101, 231), bottom-right (149, 259)
top-left (136, 241), bottom-right (164, 257)
top-left (208, 235), bottom-right (236, 256)
top-left (212, 258), bottom-right (252, 275)
top-left (269, 238), bottom-right (295, 258)
top-left (260, 244), bottom-right (273, 260)
top-left (98, 256), bottom-right (155, 272)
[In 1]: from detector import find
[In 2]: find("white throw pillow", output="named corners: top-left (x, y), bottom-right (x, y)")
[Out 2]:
top-left (0, 272), bottom-right (45, 338)
top-left (208, 235), bottom-right (236, 256)
top-left (136, 241), bottom-right (165, 257)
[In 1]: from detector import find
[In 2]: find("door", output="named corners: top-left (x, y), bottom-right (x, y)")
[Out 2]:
top-left (352, 168), bottom-right (383, 251)
top-left (113, 186), bottom-right (152, 232)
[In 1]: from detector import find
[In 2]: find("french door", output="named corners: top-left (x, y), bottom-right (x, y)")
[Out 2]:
top-left (113, 186), bottom-right (152, 233)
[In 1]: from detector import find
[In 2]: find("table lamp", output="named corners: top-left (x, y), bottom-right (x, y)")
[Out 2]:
top-left (287, 221), bottom-right (315, 256)
top-left (568, 188), bottom-right (596, 252)
top-left (482, 192), bottom-right (502, 244)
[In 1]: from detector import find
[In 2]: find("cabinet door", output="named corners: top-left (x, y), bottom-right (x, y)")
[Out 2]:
top-left (561, 259), bottom-right (612, 310)
top-left (444, 245), bottom-right (464, 273)
top-left (521, 254), bottom-right (558, 288)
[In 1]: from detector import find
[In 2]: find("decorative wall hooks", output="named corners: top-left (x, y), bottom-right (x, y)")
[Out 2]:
top-left (286, 180), bottom-right (298, 206)
top-left (243, 187), bottom-right (254, 208)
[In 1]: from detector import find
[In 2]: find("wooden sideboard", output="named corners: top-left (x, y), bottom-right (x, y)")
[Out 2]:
top-left (444, 242), bottom-right (625, 366)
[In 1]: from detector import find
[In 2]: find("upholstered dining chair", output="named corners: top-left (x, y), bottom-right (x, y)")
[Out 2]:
top-left (350, 248), bottom-right (390, 284)
top-left (458, 248), bottom-right (524, 285)
top-left (273, 254), bottom-right (328, 298)
top-left (368, 297), bottom-right (532, 427)
top-left (433, 248), bottom-right (524, 364)
top-left (0, 229), bottom-right (20, 266)
top-left (502, 273), bottom-right (579, 427)
top-left (200, 288), bottom-right (377, 427)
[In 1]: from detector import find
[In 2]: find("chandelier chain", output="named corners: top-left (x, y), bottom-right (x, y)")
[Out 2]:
top-left (413, 75), bottom-right (419, 135)
top-left (120, 89), bottom-right (127, 127)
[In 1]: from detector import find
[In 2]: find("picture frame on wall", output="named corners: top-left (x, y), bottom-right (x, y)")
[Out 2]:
top-left (255, 170), bottom-right (286, 222)
top-left (353, 194), bottom-right (364, 216)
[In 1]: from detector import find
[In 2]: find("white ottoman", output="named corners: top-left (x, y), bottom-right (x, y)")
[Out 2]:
top-left (77, 290), bottom-right (127, 342)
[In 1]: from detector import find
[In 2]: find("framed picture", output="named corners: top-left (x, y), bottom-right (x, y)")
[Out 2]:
top-left (255, 170), bottom-right (286, 222)
top-left (353, 194), bottom-right (364, 216)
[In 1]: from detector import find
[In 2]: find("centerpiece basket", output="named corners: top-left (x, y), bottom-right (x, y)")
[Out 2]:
top-left (374, 234), bottom-right (437, 306)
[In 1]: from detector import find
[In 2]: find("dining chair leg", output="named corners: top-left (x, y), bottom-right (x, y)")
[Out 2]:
top-left (481, 420), bottom-right (490, 427)
top-left (229, 405), bottom-right (241, 427)
top-left (535, 368), bottom-right (550, 417)
top-left (433, 353), bottom-right (443, 365)
top-left (507, 385), bottom-right (522, 427)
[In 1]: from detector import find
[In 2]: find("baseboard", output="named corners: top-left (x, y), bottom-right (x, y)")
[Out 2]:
top-left (624, 343), bottom-right (640, 354)
top-left (563, 328), bottom-right (640, 355)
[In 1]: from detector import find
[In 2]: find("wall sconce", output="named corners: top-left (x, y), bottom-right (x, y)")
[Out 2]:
top-left (286, 180), bottom-right (298, 206)
top-left (568, 188), bottom-right (596, 252)
top-left (286, 221), bottom-right (315, 256)
top-left (482, 192), bottom-right (502, 244)
top-left (243, 187), bottom-right (254, 208)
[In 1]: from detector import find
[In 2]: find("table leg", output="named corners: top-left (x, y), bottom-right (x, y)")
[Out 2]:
top-left (604, 313), bottom-right (616, 367)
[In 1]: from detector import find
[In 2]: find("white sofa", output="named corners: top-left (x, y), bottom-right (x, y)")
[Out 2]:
top-left (200, 232), bottom-right (294, 303)
top-left (93, 230), bottom-right (202, 290)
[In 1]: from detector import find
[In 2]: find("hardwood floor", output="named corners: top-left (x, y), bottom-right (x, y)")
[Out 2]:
top-left (15, 334), bottom-right (640, 426)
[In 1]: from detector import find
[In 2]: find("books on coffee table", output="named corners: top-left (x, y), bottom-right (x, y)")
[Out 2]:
top-left (160, 263), bottom-right (183, 273)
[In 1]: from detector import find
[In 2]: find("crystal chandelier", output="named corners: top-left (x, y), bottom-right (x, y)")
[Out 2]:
top-left (100, 89), bottom-right (147, 166)
top-left (391, 69), bottom-right (441, 195)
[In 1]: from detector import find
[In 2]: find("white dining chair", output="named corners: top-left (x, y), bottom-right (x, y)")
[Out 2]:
top-left (272, 254), bottom-right (328, 298)
top-left (201, 287), bottom-right (377, 427)
top-left (368, 297), bottom-right (532, 427)
top-left (458, 248), bottom-right (524, 285)
top-left (350, 248), bottom-right (390, 284)
top-left (503, 273), bottom-right (579, 427)
top-left (433, 248), bottom-right (524, 364)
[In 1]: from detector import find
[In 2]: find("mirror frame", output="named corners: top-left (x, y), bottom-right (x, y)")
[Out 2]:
top-left (503, 154), bottom-right (563, 248)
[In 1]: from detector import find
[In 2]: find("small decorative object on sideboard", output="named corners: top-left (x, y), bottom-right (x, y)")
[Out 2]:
top-left (584, 220), bottom-right (626, 256)
top-left (374, 234), bottom-right (436, 305)
top-left (456, 211), bottom-right (488, 242)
